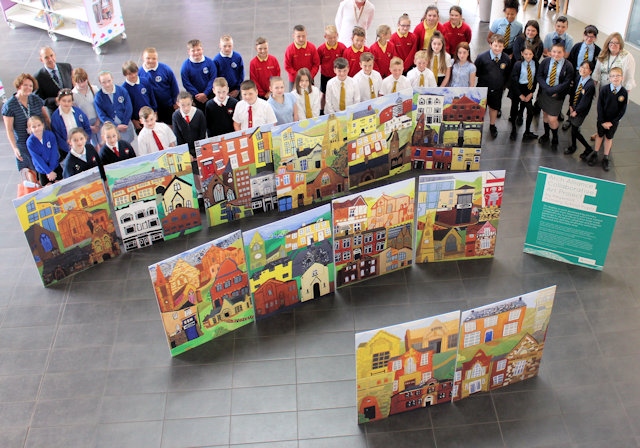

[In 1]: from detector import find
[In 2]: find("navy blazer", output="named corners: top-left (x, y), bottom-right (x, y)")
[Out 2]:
top-left (569, 75), bottom-right (595, 117)
top-left (597, 83), bottom-right (628, 125)
top-left (509, 60), bottom-right (539, 99)
top-left (568, 42), bottom-right (601, 71)
top-left (536, 57), bottom-right (574, 97)
top-left (475, 51), bottom-right (512, 92)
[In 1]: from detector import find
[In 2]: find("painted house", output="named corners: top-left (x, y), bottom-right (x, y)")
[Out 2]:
top-left (253, 277), bottom-right (299, 317)
top-left (337, 254), bottom-right (378, 286)
top-left (378, 246), bottom-right (412, 272)
top-left (491, 333), bottom-right (544, 389)
top-left (411, 146), bottom-right (453, 171)
top-left (161, 207), bottom-right (201, 236)
top-left (161, 176), bottom-right (195, 214)
top-left (433, 227), bottom-right (464, 260)
top-left (333, 195), bottom-right (368, 237)
top-left (333, 226), bottom-right (386, 264)
top-left (297, 261), bottom-right (331, 302)
top-left (379, 95), bottom-right (413, 134)
top-left (474, 221), bottom-right (497, 256)
top-left (435, 184), bottom-right (475, 226)
top-left (209, 257), bottom-right (250, 312)
top-left (203, 173), bottom-right (237, 208)
top-left (348, 152), bottom-right (390, 188)
top-left (153, 259), bottom-right (202, 313)
top-left (347, 131), bottom-right (387, 164)
top-left (57, 209), bottom-right (96, 247)
top-left (443, 95), bottom-right (485, 122)
top-left (25, 223), bottom-right (59, 263)
top-left (116, 200), bottom-right (164, 251)
top-left (249, 258), bottom-right (293, 293)
top-left (56, 178), bottom-right (107, 211)
top-left (405, 319), bottom-right (459, 354)
top-left (450, 147), bottom-right (481, 171)
top-left (348, 106), bottom-right (377, 140)
top-left (415, 94), bottom-right (444, 125)
top-left (285, 219), bottom-right (331, 251)
top-left (460, 297), bottom-right (527, 349)
top-left (368, 193), bottom-right (414, 229)
top-left (160, 306), bottom-right (203, 349)
top-left (111, 167), bottom-right (169, 208)
top-left (306, 167), bottom-right (348, 202)
top-left (456, 348), bottom-right (492, 399)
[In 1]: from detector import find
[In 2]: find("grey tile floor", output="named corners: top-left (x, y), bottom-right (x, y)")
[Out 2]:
top-left (1, 0), bottom-right (640, 446)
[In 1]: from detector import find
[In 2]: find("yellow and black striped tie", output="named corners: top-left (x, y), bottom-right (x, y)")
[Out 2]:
top-left (549, 61), bottom-right (558, 87)
top-left (527, 62), bottom-right (533, 90)
top-left (503, 24), bottom-right (511, 47)
top-left (369, 77), bottom-right (375, 99)
top-left (584, 46), bottom-right (589, 62)
top-left (573, 82), bottom-right (582, 106)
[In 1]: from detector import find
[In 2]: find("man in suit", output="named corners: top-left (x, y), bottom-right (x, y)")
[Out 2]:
top-left (34, 46), bottom-right (73, 115)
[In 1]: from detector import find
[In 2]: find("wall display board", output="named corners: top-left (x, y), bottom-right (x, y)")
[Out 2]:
top-left (242, 204), bottom-right (334, 319)
top-left (13, 167), bottom-right (120, 286)
top-left (453, 286), bottom-right (556, 401)
top-left (332, 178), bottom-right (415, 288)
top-left (356, 311), bottom-right (462, 423)
top-left (523, 167), bottom-right (625, 270)
top-left (416, 170), bottom-right (505, 263)
top-left (195, 126), bottom-right (276, 227)
top-left (149, 230), bottom-right (253, 357)
top-left (104, 145), bottom-right (201, 252)
top-left (409, 87), bottom-right (487, 172)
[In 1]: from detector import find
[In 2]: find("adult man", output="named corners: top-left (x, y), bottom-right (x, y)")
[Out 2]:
top-left (34, 47), bottom-right (73, 115)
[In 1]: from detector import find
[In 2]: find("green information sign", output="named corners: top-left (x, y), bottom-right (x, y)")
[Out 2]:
top-left (524, 167), bottom-right (625, 270)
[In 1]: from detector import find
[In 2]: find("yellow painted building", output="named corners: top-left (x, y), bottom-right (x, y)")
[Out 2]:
top-left (405, 319), bottom-right (460, 353)
top-left (249, 258), bottom-right (293, 293)
top-left (16, 199), bottom-right (60, 232)
top-left (450, 147), bottom-right (481, 171)
top-left (285, 220), bottom-right (331, 251)
top-left (157, 150), bottom-right (190, 174)
top-left (356, 330), bottom-right (403, 378)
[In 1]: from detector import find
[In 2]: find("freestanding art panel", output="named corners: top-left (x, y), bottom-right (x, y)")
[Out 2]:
top-left (332, 178), bottom-right (415, 288)
top-left (149, 230), bottom-right (254, 356)
top-left (416, 170), bottom-right (505, 263)
top-left (242, 204), bottom-right (334, 319)
top-left (13, 167), bottom-right (120, 286)
top-left (104, 145), bottom-right (201, 251)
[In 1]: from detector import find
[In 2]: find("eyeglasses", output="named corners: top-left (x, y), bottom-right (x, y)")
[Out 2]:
top-left (609, 41), bottom-right (621, 45)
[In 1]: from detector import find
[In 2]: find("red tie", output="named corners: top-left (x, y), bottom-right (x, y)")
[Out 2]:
top-left (248, 105), bottom-right (253, 128)
top-left (185, 115), bottom-right (190, 124)
top-left (152, 130), bottom-right (164, 150)
top-left (113, 146), bottom-right (120, 157)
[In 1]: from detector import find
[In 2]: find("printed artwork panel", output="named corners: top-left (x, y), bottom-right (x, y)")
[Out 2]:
top-left (453, 286), bottom-right (556, 401)
top-left (332, 178), bottom-right (415, 288)
top-left (13, 167), bottom-right (120, 286)
top-left (355, 311), bottom-right (461, 423)
top-left (416, 170), bottom-right (505, 263)
top-left (149, 230), bottom-right (253, 356)
top-left (243, 204), bottom-right (334, 319)
top-left (104, 145), bottom-right (201, 251)
top-left (195, 126), bottom-right (276, 227)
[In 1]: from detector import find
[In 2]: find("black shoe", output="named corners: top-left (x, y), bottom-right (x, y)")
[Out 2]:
top-left (516, 116), bottom-right (524, 126)
top-left (558, 112), bottom-right (564, 122)
top-left (538, 134), bottom-right (550, 144)
top-left (490, 125), bottom-right (498, 138)
top-left (564, 146), bottom-right (577, 154)
top-left (510, 131), bottom-right (517, 141)
top-left (579, 147), bottom-right (593, 160)
top-left (497, 110), bottom-right (502, 118)
top-left (551, 137), bottom-right (559, 146)
top-left (587, 151), bottom-right (599, 166)
top-left (562, 122), bottom-right (571, 131)
top-left (602, 157), bottom-right (610, 171)
top-left (523, 131), bottom-right (538, 140)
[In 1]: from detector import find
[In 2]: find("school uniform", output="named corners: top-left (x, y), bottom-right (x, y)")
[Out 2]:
top-left (232, 98), bottom-right (277, 130)
top-left (139, 62), bottom-right (180, 123)
top-left (122, 77), bottom-right (157, 122)
top-left (249, 55), bottom-right (281, 98)
top-left (173, 107), bottom-right (207, 176)
top-left (475, 50), bottom-right (512, 110)
top-left (205, 96), bottom-right (238, 136)
top-left (26, 130), bottom-right (62, 185)
top-left (317, 42), bottom-right (346, 92)
top-left (50, 106), bottom-right (91, 154)
top-left (441, 20), bottom-right (473, 56)
top-left (99, 140), bottom-right (136, 166)
top-left (430, 52), bottom-right (453, 86)
top-left (62, 144), bottom-right (101, 178)
top-left (389, 32), bottom-right (417, 73)
top-left (596, 83), bottom-right (628, 139)
top-left (536, 57), bottom-right (574, 116)
top-left (94, 86), bottom-right (135, 143)
top-left (568, 41), bottom-right (601, 72)
top-left (369, 41), bottom-right (396, 77)
top-left (543, 32), bottom-right (574, 54)
top-left (324, 76), bottom-right (360, 114)
top-left (413, 20), bottom-right (446, 51)
top-left (406, 67), bottom-right (437, 88)
top-left (379, 75), bottom-right (411, 95)
top-left (512, 36), bottom-right (543, 63)
top-left (489, 18), bottom-right (523, 54)
top-left (508, 59), bottom-right (539, 136)
top-left (566, 74), bottom-right (595, 154)
top-left (137, 122), bottom-right (177, 156)
top-left (292, 86), bottom-right (321, 119)
top-left (353, 70), bottom-right (383, 100)
top-left (180, 56), bottom-right (217, 108)
top-left (341, 45), bottom-right (369, 78)
top-left (268, 93), bottom-right (297, 125)
top-left (284, 42), bottom-right (320, 84)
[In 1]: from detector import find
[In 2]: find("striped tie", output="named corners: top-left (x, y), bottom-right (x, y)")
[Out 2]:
top-left (503, 24), bottom-right (511, 47)
top-left (584, 46), bottom-right (589, 62)
top-left (304, 90), bottom-right (312, 118)
top-left (419, 73), bottom-right (425, 87)
top-left (392, 80), bottom-right (397, 93)
top-left (612, 87), bottom-right (617, 95)
top-left (549, 61), bottom-right (558, 87)
top-left (339, 81), bottom-right (346, 110)
top-left (573, 82), bottom-right (582, 106)
top-left (527, 62), bottom-right (533, 90)
top-left (369, 77), bottom-right (375, 98)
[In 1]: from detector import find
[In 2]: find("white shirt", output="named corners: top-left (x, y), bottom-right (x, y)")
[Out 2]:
top-left (335, 0), bottom-right (376, 46)
top-left (379, 75), bottom-right (412, 95)
top-left (407, 67), bottom-right (438, 88)
top-left (353, 69), bottom-right (383, 100)
top-left (291, 85), bottom-right (322, 119)
top-left (60, 108), bottom-right (78, 134)
top-left (137, 122), bottom-right (177, 155)
top-left (232, 98), bottom-right (277, 129)
top-left (324, 76), bottom-right (360, 115)
top-left (72, 85), bottom-right (98, 121)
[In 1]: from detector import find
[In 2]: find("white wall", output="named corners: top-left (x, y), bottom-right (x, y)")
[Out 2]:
top-left (568, 0), bottom-right (632, 36)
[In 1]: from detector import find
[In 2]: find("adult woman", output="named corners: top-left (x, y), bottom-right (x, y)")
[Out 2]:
top-left (2, 73), bottom-right (50, 174)
top-left (512, 20), bottom-right (544, 63)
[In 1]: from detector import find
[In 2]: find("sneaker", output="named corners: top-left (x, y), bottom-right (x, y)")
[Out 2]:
top-left (564, 146), bottom-right (577, 154)
top-left (516, 116), bottom-right (524, 126)
top-left (562, 122), bottom-right (571, 131)
top-left (538, 134), bottom-right (550, 144)
top-left (579, 147), bottom-right (593, 160)
top-left (510, 131), bottom-right (517, 141)
top-left (587, 151), bottom-right (599, 166)
top-left (602, 157), bottom-right (610, 171)
top-left (490, 125), bottom-right (498, 138)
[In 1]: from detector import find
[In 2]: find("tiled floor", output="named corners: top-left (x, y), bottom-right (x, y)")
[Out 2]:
top-left (1, 1), bottom-right (640, 447)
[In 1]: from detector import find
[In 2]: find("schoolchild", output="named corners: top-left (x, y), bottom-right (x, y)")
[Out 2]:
top-left (94, 71), bottom-right (135, 144)
top-left (99, 122), bottom-right (136, 166)
top-left (343, 26), bottom-right (370, 78)
top-left (71, 68), bottom-right (101, 146)
top-left (122, 60), bottom-right (157, 133)
top-left (508, 44), bottom-right (539, 141)
top-left (172, 91), bottom-right (207, 154)
top-left (542, 16), bottom-right (574, 58)
top-left (267, 76), bottom-right (299, 125)
top-left (442, 6), bottom-right (472, 57)
top-left (232, 80), bottom-right (277, 131)
top-left (213, 35), bottom-right (245, 99)
top-left (317, 25), bottom-right (346, 113)
top-left (26, 115), bottom-right (62, 186)
top-left (353, 52), bottom-right (383, 100)
top-left (292, 68), bottom-right (321, 119)
top-left (448, 43), bottom-right (476, 88)
top-left (180, 39), bottom-right (217, 111)
top-left (139, 48), bottom-right (180, 124)
top-left (205, 77), bottom-right (238, 137)
top-left (564, 61), bottom-right (596, 156)
top-left (426, 32), bottom-right (452, 86)
top-left (250, 37), bottom-right (281, 99)
top-left (488, 0), bottom-right (523, 56)
top-left (390, 13), bottom-right (417, 74)
top-left (369, 25), bottom-right (396, 77)
top-left (512, 20), bottom-right (544, 64)
top-left (284, 25), bottom-right (320, 90)
top-left (380, 57), bottom-right (411, 95)
top-left (62, 127), bottom-right (101, 179)
top-left (414, 5), bottom-right (445, 51)
top-left (51, 88), bottom-right (91, 156)
top-left (587, 67), bottom-right (628, 171)
top-left (137, 106), bottom-right (177, 156)
top-left (407, 50), bottom-right (437, 88)
top-left (324, 58), bottom-right (360, 114)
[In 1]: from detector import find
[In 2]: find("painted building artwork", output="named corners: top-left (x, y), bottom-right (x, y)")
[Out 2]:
top-left (332, 178), bottom-right (415, 288)
top-left (416, 170), bottom-right (505, 263)
top-left (13, 168), bottom-right (120, 286)
top-left (104, 145), bottom-right (201, 251)
top-left (242, 204), bottom-right (334, 319)
top-left (356, 311), bottom-right (461, 424)
top-left (410, 87), bottom-right (487, 172)
top-left (149, 230), bottom-right (254, 356)
top-left (195, 126), bottom-right (276, 227)
top-left (453, 286), bottom-right (556, 401)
